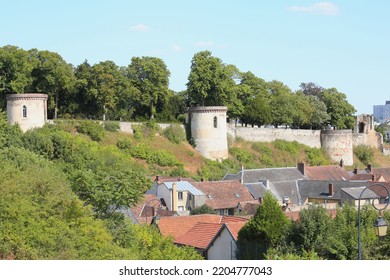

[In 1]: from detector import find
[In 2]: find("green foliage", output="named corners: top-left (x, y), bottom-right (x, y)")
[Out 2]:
top-left (304, 147), bottom-right (330, 166)
top-left (116, 137), bottom-right (132, 150)
top-left (128, 143), bottom-right (182, 167)
top-left (229, 147), bottom-right (253, 163)
top-left (354, 145), bottom-right (374, 165)
top-left (0, 147), bottom-right (132, 259)
top-left (273, 139), bottom-right (300, 155)
top-left (132, 120), bottom-right (160, 140)
top-left (76, 120), bottom-right (105, 141)
top-left (191, 204), bottom-right (216, 215)
top-left (107, 219), bottom-right (203, 260)
top-left (104, 121), bottom-right (120, 132)
top-left (162, 124), bottom-right (186, 144)
top-left (237, 192), bottom-right (290, 259)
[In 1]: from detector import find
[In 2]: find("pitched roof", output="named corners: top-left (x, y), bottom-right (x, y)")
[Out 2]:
top-left (163, 181), bottom-right (205, 196)
top-left (367, 182), bottom-right (390, 198)
top-left (128, 194), bottom-right (176, 224)
top-left (371, 167), bottom-right (390, 182)
top-left (157, 214), bottom-right (249, 246)
top-left (192, 180), bottom-right (254, 209)
top-left (303, 165), bottom-right (351, 181)
top-left (297, 180), bottom-right (368, 204)
top-left (174, 222), bottom-right (225, 249)
top-left (341, 187), bottom-right (380, 199)
top-left (239, 167), bottom-right (306, 184)
top-left (157, 214), bottom-right (223, 239)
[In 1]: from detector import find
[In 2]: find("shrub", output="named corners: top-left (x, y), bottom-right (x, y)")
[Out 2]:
top-left (162, 124), bottom-right (186, 144)
top-left (354, 145), bottom-right (374, 165)
top-left (273, 140), bottom-right (300, 155)
top-left (132, 120), bottom-right (160, 140)
top-left (305, 147), bottom-right (329, 166)
top-left (252, 143), bottom-right (273, 156)
top-left (76, 121), bottom-right (105, 141)
top-left (104, 121), bottom-right (120, 132)
top-left (116, 137), bottom-right (132, 150)
top-left (230, 147), bottom-right (253, 163)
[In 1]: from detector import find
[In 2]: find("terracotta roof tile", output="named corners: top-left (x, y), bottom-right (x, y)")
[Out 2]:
top-left (192, 180), bottom-right (254, 210)
top-left (303, 165), bottom-right (351, 181)
top-left (174, 223), bottom-right (224, 249)
top-left (225, 222), bottom-right (247, 240)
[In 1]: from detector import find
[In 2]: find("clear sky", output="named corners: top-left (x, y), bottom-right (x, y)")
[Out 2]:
top-left (1, 0), bottom-right (389, 115)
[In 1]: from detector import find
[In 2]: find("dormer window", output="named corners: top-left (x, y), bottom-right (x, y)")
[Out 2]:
top-left (22, 105), bottom-right (27, 118)
top-left (213, 116), bottom-right (217, 128)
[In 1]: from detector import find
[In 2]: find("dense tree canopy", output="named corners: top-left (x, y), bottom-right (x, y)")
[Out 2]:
top-left (0, 45), bottom-right (357, 128)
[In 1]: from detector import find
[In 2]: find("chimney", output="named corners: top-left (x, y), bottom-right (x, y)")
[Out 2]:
top-left (297, 162), bottom-right (305, 175)
top-left (178, 176), bottom-right (182, 181)
top-left (367, 164), bottom-right (372, 172)
top-left (172, 183), bottom-right (178, 211)
top-left (353, 168), bottom-right (358, 175)
top-left (339, 159), bottom-right (344, 168)
top-left (328, 183), bottom-right (334, 196)
top-left (372, 174), bottom-right (375, 181)
top-left (155, 175), bottom-right (159, 182)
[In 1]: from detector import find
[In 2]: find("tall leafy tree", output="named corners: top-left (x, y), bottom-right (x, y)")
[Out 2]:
top-left (127, 56), bottom-right (170, 119)
top-left (0, 46), bottom-right (35, 108)
top-left (186, 50), bottom-right (241, 116)
top-left (321, 88), bottom-right (356, 129)
top-left (30, 49), bottom-right (75, 118)
top-left (237, 192), bottom-right (289, 259)
top-left (268, 80), bottom-right (294, 127)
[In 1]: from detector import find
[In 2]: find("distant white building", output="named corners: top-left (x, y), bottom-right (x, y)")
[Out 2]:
top-left (6, 93), bottom-right (48, 132)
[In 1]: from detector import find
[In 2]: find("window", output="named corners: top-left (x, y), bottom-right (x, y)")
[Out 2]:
top-left (178, 206), bottom-right (184, 211)
top-left (178, 192), bottom-right (183, 200)
top-left (188, 194), bottom-right (192, 201)
top-left (22, 105), bottom-right (27, 118)
top-left (213, 116), bottom-right (217, 128)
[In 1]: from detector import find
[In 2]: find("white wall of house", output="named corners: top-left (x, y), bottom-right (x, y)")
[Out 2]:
top-left (207, 227), bottom-right (237, 260)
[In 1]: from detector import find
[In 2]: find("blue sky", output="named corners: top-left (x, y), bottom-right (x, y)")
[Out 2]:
top-left (1, 0), bottom-right (389, 115)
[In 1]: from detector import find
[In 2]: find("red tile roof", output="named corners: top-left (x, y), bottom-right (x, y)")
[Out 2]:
top-left (192, 180), bottom-right (254, 210)
top-left (303, 165), bottom-right (351, 181)
top-left (130, 194), bottom-right (175, 224)
top-left (175, 223), bottom-right (224, 249)
top-left (157, 214), bottom-right (249, 248)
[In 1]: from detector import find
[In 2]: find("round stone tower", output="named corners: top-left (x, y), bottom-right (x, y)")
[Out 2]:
top-left (188, 106), bottom-right (228, 161)
top-left (320, 129), bottom-right (353, 166)
top-left (6, 93), bottom-right (48, 132)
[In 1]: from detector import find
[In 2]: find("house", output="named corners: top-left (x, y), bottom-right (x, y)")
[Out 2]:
top-left (223, 167), bottom-right (306, 208)
top-left (297, 180), bottom-right (370, 208)
top-left (124, 194), bottom-right (177, 224)
top-left (340, 187), bottom-right (380, 206)
top-left (297, 162), bottom-right (351, 181)
top-left (148, 178), bottom-right (205, 214)
top-left (192, 180), bottom-right (256, 215)
top-left (157, 214), bottom-right (249, 260)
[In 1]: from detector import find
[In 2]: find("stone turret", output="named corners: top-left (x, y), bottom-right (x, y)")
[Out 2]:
top-left (187, 106), bottom-right (228, 161)
top-left (6, 93), bottom-right (48, 132)
top-left (320, 129), bottom-right (353, 166)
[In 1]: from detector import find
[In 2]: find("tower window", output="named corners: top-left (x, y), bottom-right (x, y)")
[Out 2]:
top-left (213, 116), bottom-right (218, 128)
top-left (22, 105), bottom-right (27, 118)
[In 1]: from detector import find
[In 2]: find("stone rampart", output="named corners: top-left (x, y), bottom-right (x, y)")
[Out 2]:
top-left (228, 125), bottom-right (322, 148)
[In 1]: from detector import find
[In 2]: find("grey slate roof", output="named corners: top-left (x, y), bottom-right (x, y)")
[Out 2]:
top-left (341, 187), bottom-right (379, 199)
top-left (297, 180), bottom-right (368, 205)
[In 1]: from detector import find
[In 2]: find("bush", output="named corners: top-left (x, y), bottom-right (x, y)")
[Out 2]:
top-left (305, 147), bottom-right (329, 166)
top-left (162, 124), bottom-right (186, 144)
top-left (273, 140), bottom-right (300, 155)
top-left (116, 137), bottom-right (132, 150)
top-left (132, 120), bottom-right (160, 140)
top-left (76, 121), bottom-right (105, 141)
top-left (230, 147), bottom-right (253, 163)
top-left (104, 121), bottom-right (120, 132)
top-left (354, 145), bottom-right (374, 165)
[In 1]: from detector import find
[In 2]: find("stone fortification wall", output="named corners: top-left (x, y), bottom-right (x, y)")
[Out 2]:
top-left (320, 129), bottom-right (353, 166)
top-left (228, 126), bottom-right (322, 148)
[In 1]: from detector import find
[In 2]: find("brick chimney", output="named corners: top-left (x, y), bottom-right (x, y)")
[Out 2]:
top-left (353, 168), bottom-right (358, 175)
top-left (297, 162), bottom-right (305, 175)
top-left (367, 164), bottom-right (372, 172)
top-left (328, 183), bottom-right (334, 196)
